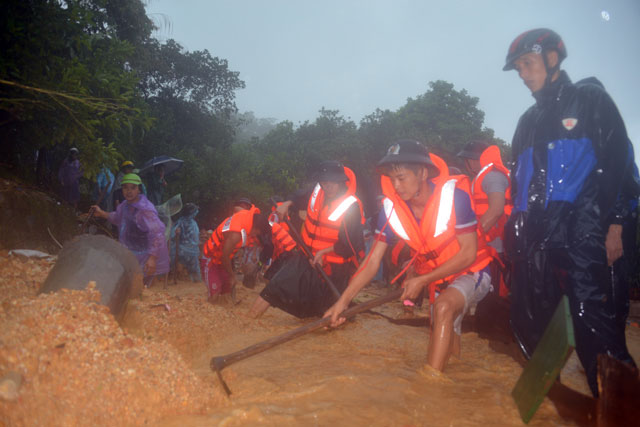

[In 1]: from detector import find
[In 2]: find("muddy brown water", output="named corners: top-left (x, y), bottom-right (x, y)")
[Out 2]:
top-left (127, 278), bottom-right (640, 426)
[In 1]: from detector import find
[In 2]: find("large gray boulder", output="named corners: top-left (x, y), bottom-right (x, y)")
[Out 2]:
top-left (39, 235), bottom-right (142, 322)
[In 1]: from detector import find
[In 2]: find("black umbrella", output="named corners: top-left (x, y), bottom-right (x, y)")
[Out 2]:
top-left (138, 155), bottom-right (184, 176)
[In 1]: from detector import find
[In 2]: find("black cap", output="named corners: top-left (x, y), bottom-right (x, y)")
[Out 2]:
top-left (457, 140), bottom-right (491, 160)
top-left (234, 197), bottom-right (252, 208)
top-left (316, 160), bottom-right (348, 182)
top-left (377, 140), bottom-right (439, 177)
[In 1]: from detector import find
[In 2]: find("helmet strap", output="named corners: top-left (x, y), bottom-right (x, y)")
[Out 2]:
top-left (542, 50), bottom-right (560, 88)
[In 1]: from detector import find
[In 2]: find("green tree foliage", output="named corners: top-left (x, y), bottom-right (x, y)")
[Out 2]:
top-left (358, 81), bottom-right (508, 171)
top-left (295, 108), bottom-right (358, 169)
top-left (240, 84), bottom-right (507, 217)
top-left (0, 0), bottom-right (153, 179)
top-left (396, 80), bottom-right (497, 154)
top-left (232, 111), bottom-right (277, 143)
top-left (131, 38), bottom-right (245, 218)
top-left (358, 108), bottom-right (402, 172)
top-left (135, 39), bottom-right (244, 118)
top-left (0, 0), bottom-right (512, 227)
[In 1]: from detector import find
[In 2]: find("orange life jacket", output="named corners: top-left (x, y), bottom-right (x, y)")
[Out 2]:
top-left (380, 155), bottom-right (492, 302)
top-left (471, 145), bottom-right (513, 243)
top-left (268, 210), bottom-right (296, 260)
top-left (204, 205), bottom-right (259, 264)
top-left (301, 166), bottom-right (365, 267)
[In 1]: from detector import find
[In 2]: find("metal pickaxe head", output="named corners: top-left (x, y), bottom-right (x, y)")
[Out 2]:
top-left (210, 356), bottom-right (232, 396)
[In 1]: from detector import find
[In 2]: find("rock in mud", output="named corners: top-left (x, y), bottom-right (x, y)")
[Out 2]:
top-left (0, 372), bottom-right (22, 401)
top-left (39, 235), bottom-right (142, 322)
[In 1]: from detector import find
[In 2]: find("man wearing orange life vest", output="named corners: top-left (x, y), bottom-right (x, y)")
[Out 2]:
top-left (458, 140), bottom-right (512, 296)
top-left (247, 161), bottom-right (365, 319)
top-left (325, 140), bottom-right (492, 372)
top-left (202, 204), bottom-right (271, 303)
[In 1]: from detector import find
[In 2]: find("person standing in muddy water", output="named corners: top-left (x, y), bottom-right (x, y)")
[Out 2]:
top-left (91, 173), bottom-right (169, 287)
top-left (247, 160), bottom-right (365, 319)
top-left (502, 28), bottom-right (638, 396)
top-left (202, 204), bottom-right (271, 304)
top-left (324, 140), bottom-right (493, 373)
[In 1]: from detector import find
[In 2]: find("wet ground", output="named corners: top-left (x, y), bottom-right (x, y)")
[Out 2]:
top-left (1, 253), bottom-right (639, 426)
top-left (140, 279), bottom-right (640, 426)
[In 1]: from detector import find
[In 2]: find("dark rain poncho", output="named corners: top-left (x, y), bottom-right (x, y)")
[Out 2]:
top-left (505, 71), bottom-right (639, 396)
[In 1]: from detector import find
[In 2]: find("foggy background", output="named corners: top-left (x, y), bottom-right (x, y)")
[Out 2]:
top-left (145, 0), bottom-right (640, 165)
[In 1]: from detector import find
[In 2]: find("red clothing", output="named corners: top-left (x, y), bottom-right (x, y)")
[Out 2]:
top-left (202, 261), bottom-right (232, 297)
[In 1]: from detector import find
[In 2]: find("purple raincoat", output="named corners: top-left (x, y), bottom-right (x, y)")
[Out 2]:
top-left (107, 194), bottom-right (169, 277)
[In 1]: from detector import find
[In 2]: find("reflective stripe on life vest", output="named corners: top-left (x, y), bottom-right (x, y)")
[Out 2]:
top-left (328, 195), bottom-right (358, 221)
top-left (383, 198), bottom-right (410, 241)
top-left (434, 179), bottom-right (457, 237)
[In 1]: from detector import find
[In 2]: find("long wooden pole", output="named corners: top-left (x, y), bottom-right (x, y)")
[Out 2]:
top-left (210, 288), bottom-right (403, 396)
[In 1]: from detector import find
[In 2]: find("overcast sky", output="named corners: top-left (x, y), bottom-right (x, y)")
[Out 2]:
top-left (145, 0), bottom-right (640, 165)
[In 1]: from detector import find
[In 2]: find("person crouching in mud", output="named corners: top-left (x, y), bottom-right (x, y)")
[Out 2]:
top-left (324, 140), bottom-right (493, 373)
top-left (247, 160), bottom-right (365, 319)
top-left (91, 173), bottom-right (170, 287)
top-left (202, 205), bottom-right (271, 304)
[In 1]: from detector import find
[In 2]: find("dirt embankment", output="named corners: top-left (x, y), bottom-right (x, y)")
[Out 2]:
top-left (0, 178), bottom-right (78, 253)
top-left (0, 254), bottom-right (225, 426)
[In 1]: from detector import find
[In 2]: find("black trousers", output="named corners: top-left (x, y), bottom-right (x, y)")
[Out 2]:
top-left (260, 251), bottom-right (349, 318)
top-left (510, 238), bottom-right (636, 397)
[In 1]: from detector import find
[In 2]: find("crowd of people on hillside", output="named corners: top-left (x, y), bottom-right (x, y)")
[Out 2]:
top-left (54, 155), bottom-right (193, 288)
top-left (57, 28), bottom-right (639, 399)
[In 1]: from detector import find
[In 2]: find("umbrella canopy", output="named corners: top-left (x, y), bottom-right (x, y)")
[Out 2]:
top-left (138, 155), bottom-right (184, 176)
